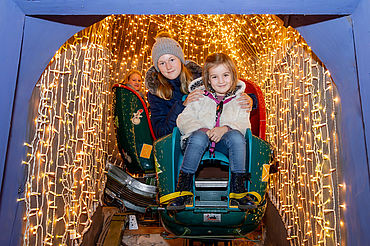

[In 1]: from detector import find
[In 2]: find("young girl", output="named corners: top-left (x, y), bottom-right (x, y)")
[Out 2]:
top-left (121, 69), bottom-right (146, 100)
top-left (169, 53), bottom-right (256, 210)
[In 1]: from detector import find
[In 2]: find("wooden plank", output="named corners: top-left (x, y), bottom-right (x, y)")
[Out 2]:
top-left (103, 214), bottom-right (127, 246)
top-left (123, 226), bottom-right (165, 236)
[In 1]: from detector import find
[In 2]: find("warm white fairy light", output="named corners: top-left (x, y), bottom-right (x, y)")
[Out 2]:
top-left (21, 14), bottom-right (344, 245)
top-left (21, 23), bottom-right (113, 245)
top-left (256, 27), bottom-right (344, 244)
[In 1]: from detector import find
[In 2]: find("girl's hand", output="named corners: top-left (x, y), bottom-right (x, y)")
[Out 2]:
top-left (183, 89), bottom-right (203, 106)
top-left (237, 93), bottom-right (253, 112)
top-left (207, 126), bottom-right (228, 143)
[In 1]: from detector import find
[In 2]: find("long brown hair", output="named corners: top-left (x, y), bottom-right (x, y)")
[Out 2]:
top-left (155, 63), bottom-right (193, 100)
top-left (203, 53), bottom-right (238, 94)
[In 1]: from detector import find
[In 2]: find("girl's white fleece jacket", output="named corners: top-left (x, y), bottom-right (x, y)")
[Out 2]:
top-left (176, 78), bottom-right (251, 144)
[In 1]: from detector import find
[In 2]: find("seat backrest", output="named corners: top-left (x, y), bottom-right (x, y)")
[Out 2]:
top-left (241, 79), bottom-right (266, 140)
top-left (113, 84), bottom-right (156, 140)
top-left (112, 84), bottom-right (156, 173)
top-left (201, 151), bottom-right (229, 164)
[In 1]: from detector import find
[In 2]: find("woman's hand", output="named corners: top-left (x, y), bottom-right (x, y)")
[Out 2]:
top-left (183, 89), bottom-right (203, 106)
top-left (206, 126), bottom-right (228, 143)
top-left (237, 93), bottom-right (253, 112)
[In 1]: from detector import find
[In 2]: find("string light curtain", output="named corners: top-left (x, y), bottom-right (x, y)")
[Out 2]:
top-left (21, 14), bottom-right (344, 245)
top-left (21, 22), bottom-right (114, 245)
top-left (259, 45), bottom-right (345, 245)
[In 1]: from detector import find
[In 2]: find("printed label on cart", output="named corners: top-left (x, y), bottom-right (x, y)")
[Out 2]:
top-left (204, 213), bottom-right (221, 223)
top-left (262, 164), bottom-right (270, 182)
top-left (139, 144), bottom-right (152, 159)
top-left (129, 214), bottom-right (139, 230)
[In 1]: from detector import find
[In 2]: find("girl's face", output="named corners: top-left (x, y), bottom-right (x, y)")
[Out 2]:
top-left (127, 73), bottom-right (142, 91)
top-left (208, 64), bottom-right (232, 96)
top-left (157, 54), bottom-right (182, 80)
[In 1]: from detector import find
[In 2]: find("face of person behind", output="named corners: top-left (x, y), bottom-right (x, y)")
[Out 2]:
top-left (157, 54), bottom-right (182, 80)
top-left (127, 73), bottom-right (142, 91)
top-left (208, 64), bottom-right (233, 96)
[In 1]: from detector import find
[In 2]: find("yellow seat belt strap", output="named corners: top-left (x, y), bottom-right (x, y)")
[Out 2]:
top-left (159, 191), bottom-right (194, 205)
top-left (229, 191), bottom-right (262, 205)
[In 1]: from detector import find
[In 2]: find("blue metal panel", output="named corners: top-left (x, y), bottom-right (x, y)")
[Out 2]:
top-left (0, 16), bottom-right (83, 245)
top-left (352, 0), bottom-right (370, 187)
top-left (0, 0), bottom-right (24, 198)
top-left (298, 14), bottom-right (370, 244)
top-left (0, 0), bottom-right (368, 245)
top-left (13, 0), bottom-right (360, 15)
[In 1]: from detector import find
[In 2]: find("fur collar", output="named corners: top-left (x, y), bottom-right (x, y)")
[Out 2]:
top-left (188, 77), bottom-right (246, 97)
top-left (145, 60), bottom-right (202, 94)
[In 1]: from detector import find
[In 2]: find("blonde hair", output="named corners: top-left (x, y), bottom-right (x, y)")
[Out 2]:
top-left (203, 53), bottom-right (238, 93)
top-left (122, 69), bottom-right (142, 85)
top-left (156, 63), bottom-right (193, 100)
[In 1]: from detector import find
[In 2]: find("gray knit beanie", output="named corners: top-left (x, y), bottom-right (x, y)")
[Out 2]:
top-left (151, 37), bottom-right (185, 72)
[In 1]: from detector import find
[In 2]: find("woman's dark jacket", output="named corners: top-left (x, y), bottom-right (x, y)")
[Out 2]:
top-left (145, 61), bottom-right (202, 138)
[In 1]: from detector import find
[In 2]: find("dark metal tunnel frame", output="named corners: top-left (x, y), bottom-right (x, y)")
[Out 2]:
top-left (30, 14), bottom-right (346, 29)
top-left (276, 15), bottom-right (347, 28)
top-left (30, 15), bottom-right (108, 27)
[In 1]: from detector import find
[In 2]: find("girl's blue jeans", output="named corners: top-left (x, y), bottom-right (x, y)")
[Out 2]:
top-left (180, 129), bottom-right (247, 174)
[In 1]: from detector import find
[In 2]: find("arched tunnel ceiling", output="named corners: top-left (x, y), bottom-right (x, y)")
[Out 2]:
top-left (97, 14), bottom-right (293, 83)
top-left (41, 14), bottom-right (346, 89)
top-left (29, 13), bottom-right (347, 83)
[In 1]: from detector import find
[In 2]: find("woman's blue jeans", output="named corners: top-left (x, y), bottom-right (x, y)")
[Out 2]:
top-left (180, 129), bottom-right (247, 174)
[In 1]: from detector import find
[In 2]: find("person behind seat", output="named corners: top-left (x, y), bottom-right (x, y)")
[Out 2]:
top-left (121, 69), bottom-right (146, 100)
top-left (145, 32), bottom-right (256, 139)
top-left (168, 53), bottom-right (256, 210)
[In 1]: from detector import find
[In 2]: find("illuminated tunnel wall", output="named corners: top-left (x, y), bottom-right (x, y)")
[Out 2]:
top-left (23, 38), bottom-right (112, 244)
top-left (21, 15), bottom-right (344, 245)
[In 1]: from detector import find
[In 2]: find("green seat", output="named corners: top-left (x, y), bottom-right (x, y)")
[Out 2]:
top-left (112, 84), bottom-right (156, 173)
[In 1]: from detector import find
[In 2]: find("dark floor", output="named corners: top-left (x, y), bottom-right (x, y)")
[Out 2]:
top-left (84, 197), bottom-right (288, 246)
top-left (121, 218), bottom-right (265, 246)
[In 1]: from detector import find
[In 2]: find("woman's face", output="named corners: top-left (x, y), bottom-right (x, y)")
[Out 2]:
top-left (208, 64), bottom-right (232, 96)
top-left (157, 54), bottom-right (182, 80)
top-left (127, 73), bottom-right (142, 91)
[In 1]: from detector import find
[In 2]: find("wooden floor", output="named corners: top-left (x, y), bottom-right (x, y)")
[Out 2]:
top-left (121, 216), bottom-right (264, 246)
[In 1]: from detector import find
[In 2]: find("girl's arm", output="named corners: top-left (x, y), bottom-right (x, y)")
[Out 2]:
top-left (176, 100), bottom-right (206, 136)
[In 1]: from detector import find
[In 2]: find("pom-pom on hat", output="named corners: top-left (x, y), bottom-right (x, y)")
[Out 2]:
top-left (151, 36), bottom-right (185, 72)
